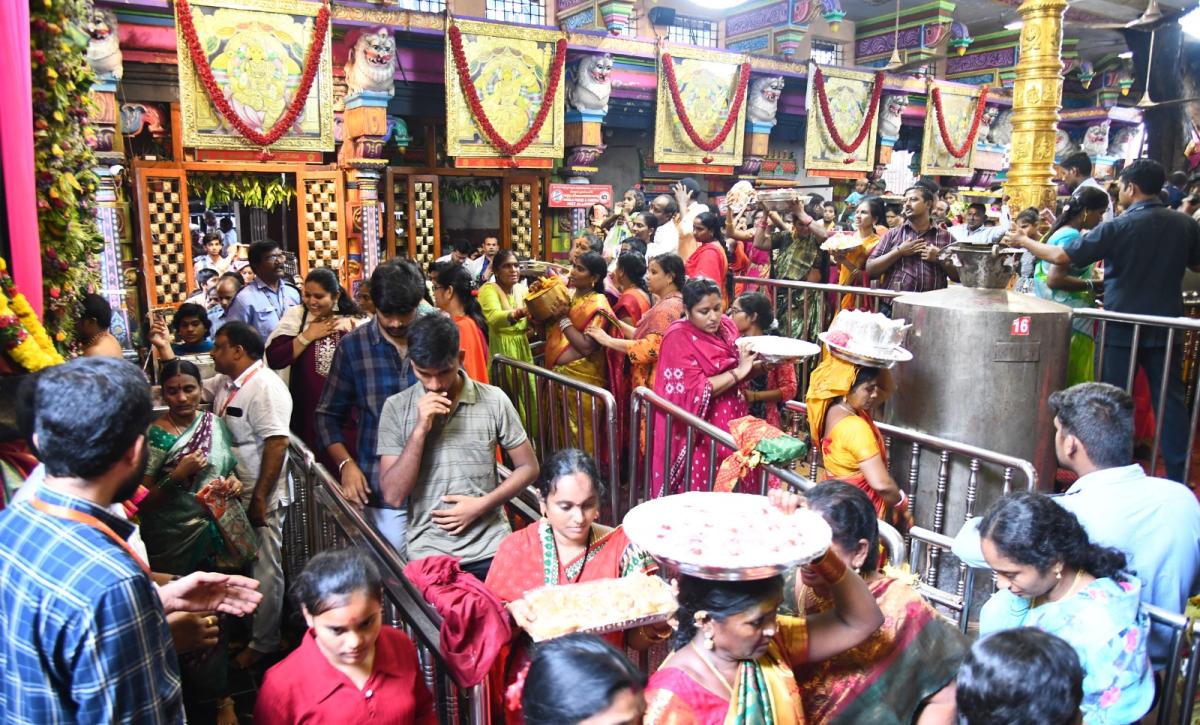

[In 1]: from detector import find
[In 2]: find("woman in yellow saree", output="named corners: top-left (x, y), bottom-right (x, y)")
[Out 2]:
top-left (543, 251), bottom-right (616, 460)
top-left (643, 490), bottom-right (884, 725)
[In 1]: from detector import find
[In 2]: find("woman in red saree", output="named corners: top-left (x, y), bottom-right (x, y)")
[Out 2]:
top-left (612, 252), bottom-right (651, 327)
top-left (684, 212), bottom-right (731, 309)
top-left (485, 449), bottom-right (663, 722)
top-left (806, 351), bottom-right (910, 532)
top-left (650, 278), bottom-right (757, 497)
top-left (789, 482), bottom-right (967, 724)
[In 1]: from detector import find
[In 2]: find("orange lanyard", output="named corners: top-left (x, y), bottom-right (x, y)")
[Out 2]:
top-left (30, 496), bottom-right (151, 575)
top-left (218, 362), bottom-right (262, 417)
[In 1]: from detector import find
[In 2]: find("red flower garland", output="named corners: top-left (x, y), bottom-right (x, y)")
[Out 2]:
top-left (812, 67), bottom-right (884, 155)
top-left (448, 24), bottom-right (567, 158)
top-left (931, 85), bottom-right (990, 159)
top-left (174, 0), bottom-right (330, 147)
top-left (661, 53), bottom-right (751, 162)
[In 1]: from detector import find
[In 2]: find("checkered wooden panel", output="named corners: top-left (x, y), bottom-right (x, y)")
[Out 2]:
top-left (146, 178), bottom-right (189, 306)
top-left (509, 183), bottom-right (533, 258)
top-left (412, 180), bottom-right (436, 268)
top-left (389, 175), bottom-right (409, 261)
top-left (303, 177), bottom-right (341, 271)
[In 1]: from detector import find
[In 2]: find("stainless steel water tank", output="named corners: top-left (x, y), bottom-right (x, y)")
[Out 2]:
top-left (887, 286), bottom-right (1071, 532)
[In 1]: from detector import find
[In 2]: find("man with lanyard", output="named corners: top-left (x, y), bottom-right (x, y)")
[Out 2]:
top-left (865, 184), bottom-right (957, 312)
top-left (476, 233), bottom-right (500, 284)
top-left (0, 358), bottom-right (260, 723)
top-left (316, 259), bottom-right (429, 554)
top-left (160, 321), bottom-right (293, 668)
top-left (1006, 158), bottom-right (1200, 483)
top-left (224, 239), bottom-right (301, 341)
top-left (1059, 151), bottom-right (1113, 222)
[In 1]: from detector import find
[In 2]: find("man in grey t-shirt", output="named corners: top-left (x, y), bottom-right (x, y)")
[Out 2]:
top-left (377, 314), bottom-right (539, 581)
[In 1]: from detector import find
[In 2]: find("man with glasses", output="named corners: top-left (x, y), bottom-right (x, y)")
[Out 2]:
top-left (224, 239), bottom-right (301, 340)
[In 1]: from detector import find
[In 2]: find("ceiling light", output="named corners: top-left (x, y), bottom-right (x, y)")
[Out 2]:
top-left (1118, 50), bottom-right (1133, 58)
top-left (1004, 20), bottom-right (1023, 30)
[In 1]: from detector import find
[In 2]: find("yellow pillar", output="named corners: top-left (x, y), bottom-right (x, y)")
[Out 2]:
top-left (1004, 0), bottom-right (1068, 216)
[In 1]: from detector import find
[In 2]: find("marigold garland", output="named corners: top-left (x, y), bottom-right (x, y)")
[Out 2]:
top-left (661, 53), bottom-right (751, 162)
top-left (0, 260), bottom-right (63, 372)
top-left (930, 85), bottom-right (990, 159)
top-left (812, 67), bottom-right (884, 155)
top-left (174, 0), bottom-right (330, 147)
top-left (447, 24), bottom-right (567, 159)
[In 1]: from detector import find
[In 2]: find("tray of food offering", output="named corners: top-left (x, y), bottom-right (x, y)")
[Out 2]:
top-left (820, 231), bottom-right (865, 253)
top-left (736, 336), bottom-right (821, 365)
top-left (622, 492), bottom-right (832, 581)
top-left (521, 572), bottom-right (678, 641)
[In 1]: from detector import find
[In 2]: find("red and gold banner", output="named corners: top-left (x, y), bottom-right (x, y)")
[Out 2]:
top-left (654, 45), bottom-right (750, 167)
top-left (804, 64), bottom-right (882, 174)
top-left (921, 80), bottom-right (989, 176)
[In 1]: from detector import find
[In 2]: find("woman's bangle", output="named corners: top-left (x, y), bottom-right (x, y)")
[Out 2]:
top-left (806, 549), bottom-right (849, 585)
top-left (297, 333), bottom-right (311, 346)
top-left (558, 317), bottom-right (573, 331)
top-left (338, 458), bottom-right (353, 474)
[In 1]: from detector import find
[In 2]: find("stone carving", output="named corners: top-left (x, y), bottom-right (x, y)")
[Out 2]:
top-left (1055, 129), bottom-right (1080, 158)
top-left (1107, 126), bottom-right (1137, 158)
top-left (878, 93), bottom-right (909, 139)
top-left (344, 27), bottom-right (398, 96)
top-left (85, 7), bottom-right (123, 82)
top-left (986, 108), bottom-right (1014, 146)
top-left (746, 76), bottom-right (785, 125)
top-left (1081, 121), bottom-right (1110, 157)
top-left (977, 106), bottom-right (1000, 145)
top-left (567, 53), bottom-right (614, 114)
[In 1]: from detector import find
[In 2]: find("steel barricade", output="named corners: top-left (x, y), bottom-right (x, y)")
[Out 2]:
top-left (281, 436), bottom-right (491, 724)
top-left (628, 386), bottom-right (812, 515)
top-left (1144, 603), bottom-right (1200, 725)
top-left (731, 276), bottom-right (902, 398)
top-left (490, 354), bottom-right (620, 521)
top-left (1074, 307), bottom-right (1200, 485)
top-left (906, 526), bottom-right (981, 633)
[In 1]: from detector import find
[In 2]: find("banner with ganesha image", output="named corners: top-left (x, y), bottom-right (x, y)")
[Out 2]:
top-left (175, 0), bottom-right (334, 151)
top-left (803, 64), bottom-right (881, 174)
top-left (921, 81), bottom-right (986, 176)
top-left (654, 45), bottom-right (749, 167)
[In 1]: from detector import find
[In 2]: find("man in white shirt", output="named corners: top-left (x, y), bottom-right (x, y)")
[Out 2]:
top-left (949, 202), bottom-right (1008, 244)
top-left (435, 238), bottom-right (483, 278)
top-left (647, 194), bottom-right (680, 258)
top-left (953, 382), bottom-right (1200, 667)
top-left (1060, 151), bottom-right (1114, 222)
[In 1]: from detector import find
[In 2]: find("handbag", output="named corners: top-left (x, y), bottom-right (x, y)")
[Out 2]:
top-left (195, 480), bottom-right (258, 569)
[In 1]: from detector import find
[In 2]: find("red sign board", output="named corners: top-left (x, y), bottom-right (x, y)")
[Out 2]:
top-left (1010, 316), bottom-right (1031, 336)
top-left (546, 183), bottom-right (614, 208)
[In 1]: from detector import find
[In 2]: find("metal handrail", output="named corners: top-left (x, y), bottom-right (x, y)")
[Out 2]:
top-left (731, 275), bottom-right (904, 299)
top-left (490, 354), bottom-right (620, 520)
top-left (628, 387), bottom-right (812, 515)
top-left (1143, 603), bottom-right (1200, 725)
top-left (284, 435), bottom-right (490, 724)
top-left (906, 526), bottom-right (978, 633)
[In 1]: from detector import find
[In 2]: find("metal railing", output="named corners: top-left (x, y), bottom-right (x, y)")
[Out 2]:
top-left (906, 526), bottom-right (978, 633)
top-left (628, 387), bottom-right (812, 514)
top-left (281, 435), bottom-right (490, 724)
top-left (732, 276), bottom-right (902, 399)
top-left (1075, 307), bottom-right (1200, 485)
top-left (490, 354), bottom-right (620, 520)
top-left (1144, 603), bottom-right (1200, 725)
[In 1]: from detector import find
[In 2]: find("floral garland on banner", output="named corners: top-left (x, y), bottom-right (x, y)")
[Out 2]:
top-left (812, 67), bottom-right (884, 155)
top-left (661, 54), bottom-right (751, 163)
top-left (174, 0), bottom-right (330, 147)
top-left (0, 260), bottom-right (64, 373)
top-left (448, 24), bottom-right (567, 159)
top-left (930, 85), bottom-right (990, 159)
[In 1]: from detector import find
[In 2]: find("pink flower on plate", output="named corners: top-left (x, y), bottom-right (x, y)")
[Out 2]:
top-left (1124, 629), bottom-right (1140, 653)
top-left (1099, 686), bottom-right (1121, 709)
top-left (827, 331), bottom-right (851, 347)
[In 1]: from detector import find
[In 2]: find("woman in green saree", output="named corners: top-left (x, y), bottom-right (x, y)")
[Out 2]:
top-left (141, 358), bottom-right (249, 725)
top-left (478, 248), bottom-right (538, 436)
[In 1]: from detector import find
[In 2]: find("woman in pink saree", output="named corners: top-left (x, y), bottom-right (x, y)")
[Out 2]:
top-left (651, 277), bottom-right (758, 497)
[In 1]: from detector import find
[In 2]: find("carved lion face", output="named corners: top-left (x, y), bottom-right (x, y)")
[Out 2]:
top-left (584, 54), bottom-right (614, 83)
top-left (86, 8), bottom-right (115, 41)
top-left (885, 94), bottom-right (909, 114)
top-left (754, 76), bottom-right (785, 102)
top-left (357, 29), bottom-right (396, 67)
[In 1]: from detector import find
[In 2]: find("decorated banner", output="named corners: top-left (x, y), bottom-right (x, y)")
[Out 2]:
top-left (921, 80), bottom-right (990, 176)
top-left (654, 45), bottom-right (751, 167)
top-left (804, 64), bottom-right (882, 174)
top-left (445, 19), bottom-right (567, 160)
top-left (174, 0), bottom-right (334, 151)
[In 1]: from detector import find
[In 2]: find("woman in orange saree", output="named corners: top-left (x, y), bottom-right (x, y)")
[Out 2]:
top-left (788, 482), bottom-right (967, 725)
top-left (806, 351), bottom-right (910, 532)
top-left (543, 252), bottom-right (617, 461)
top-left (485, 450), bottom-right (662, 723)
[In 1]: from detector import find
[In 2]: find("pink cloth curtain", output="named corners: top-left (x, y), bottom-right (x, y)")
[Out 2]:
top-left (0, 2), bottom-right (42, 313)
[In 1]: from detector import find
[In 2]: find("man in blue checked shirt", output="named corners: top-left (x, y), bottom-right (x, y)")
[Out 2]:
top-left (316, 258), bottom-right (431, 554)
top-left (0, 358), bottom-right (262, 724)
top-left (223, 239), bottom-right (301, 341)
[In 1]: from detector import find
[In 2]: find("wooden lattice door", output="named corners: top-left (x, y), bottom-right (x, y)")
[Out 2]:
top-left (296, 169), bottom-right (347, 283)
top-left (384, 170), bottom-right (440, 267)
top-left (135, 167), bottom-right (193, 310)
top-left (503, 176), bottom-right (541, 259)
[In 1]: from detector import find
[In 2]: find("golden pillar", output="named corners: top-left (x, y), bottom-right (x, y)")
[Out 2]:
top-left (1004, 0), bottom-right (1067, 215)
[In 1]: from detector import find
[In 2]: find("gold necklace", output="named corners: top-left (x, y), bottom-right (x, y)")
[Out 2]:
top-left (1036, 570), bottom-right (1084, 608)
top-left (691, 642), bottom-right (736, 698)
